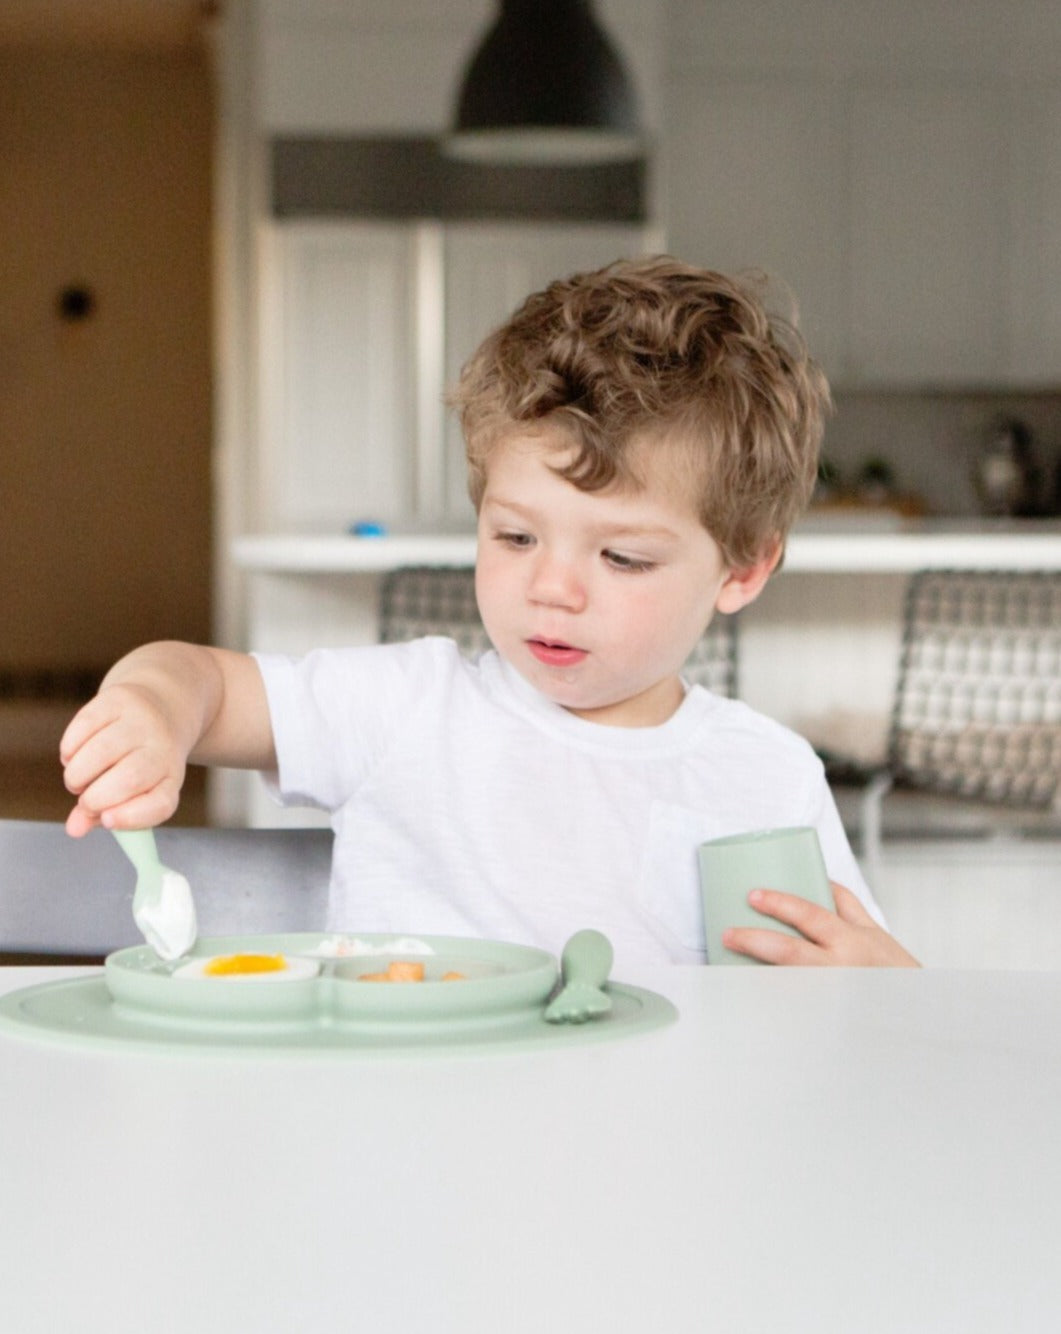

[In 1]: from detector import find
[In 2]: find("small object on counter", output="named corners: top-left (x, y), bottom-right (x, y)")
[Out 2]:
top-left (855, 456), bottom-right (897, 506)
top-left (973, 418), bottom-right (1038, 517)
top-left (348, 520), bottom-right (388, 537)
top-left (807, 454), bottom-right (926, 519)
top-left (813, 455), bottom-right (842, 504)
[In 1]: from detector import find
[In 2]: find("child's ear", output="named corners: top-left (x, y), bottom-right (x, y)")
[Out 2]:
top-left (714, 539), bottom-right (781, 614)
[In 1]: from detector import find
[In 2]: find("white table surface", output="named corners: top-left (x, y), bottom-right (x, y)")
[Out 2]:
top-left (2, 963), bottom-right (1059, 1333)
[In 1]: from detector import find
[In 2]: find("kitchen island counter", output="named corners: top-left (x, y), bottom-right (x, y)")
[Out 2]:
top-left (233, 518), bottom-right (1061, 576)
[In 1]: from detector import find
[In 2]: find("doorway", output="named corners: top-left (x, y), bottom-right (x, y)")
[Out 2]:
top-left (0, 41), bottom-right (213, 822)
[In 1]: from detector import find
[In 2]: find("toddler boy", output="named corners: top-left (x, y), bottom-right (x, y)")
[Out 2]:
top-left (61, 257), bottom-right (917, 971)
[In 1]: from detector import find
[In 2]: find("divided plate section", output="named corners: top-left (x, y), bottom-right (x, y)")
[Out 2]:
top-left (104, 932), bottom-right (559, 1030)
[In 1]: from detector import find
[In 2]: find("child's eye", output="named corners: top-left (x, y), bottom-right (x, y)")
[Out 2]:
top-left (603, 550), bottom-right (656, 573)
top-left (494, 529), bottom-right (534, 549)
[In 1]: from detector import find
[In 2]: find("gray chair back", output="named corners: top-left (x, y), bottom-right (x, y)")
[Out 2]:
top-left (888, 570), bottom-right (1061, 807)
top-left (844, 570), bottom-right (1061, 883)
top-left (0, 820), bottom-right (333, 961)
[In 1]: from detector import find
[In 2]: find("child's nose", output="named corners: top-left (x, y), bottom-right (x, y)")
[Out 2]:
top-left (527, 552), bottom-right (587, 611)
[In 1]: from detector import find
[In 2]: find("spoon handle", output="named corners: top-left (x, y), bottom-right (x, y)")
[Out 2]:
top-left (560, 929), bottom-right (613, 988)
top-left (112, 828), bottom-right (160, 874)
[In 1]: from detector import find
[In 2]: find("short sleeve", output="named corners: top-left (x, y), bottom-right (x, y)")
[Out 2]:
top-left (252, 639), bottom-right (465, 812)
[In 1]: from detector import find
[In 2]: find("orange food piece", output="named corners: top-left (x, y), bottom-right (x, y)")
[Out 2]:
top-left (357, 959), bottom-right (427, 982)
top-left (354, 960), bottom-right (468, 982)
top-left (384, 960), bottom-right (425, 982)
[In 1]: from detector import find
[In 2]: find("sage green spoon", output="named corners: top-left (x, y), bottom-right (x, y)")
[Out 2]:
top-left (112, 829), bottom-right (197, 961)
top-left (543, 929), bottom-right (614, 1024)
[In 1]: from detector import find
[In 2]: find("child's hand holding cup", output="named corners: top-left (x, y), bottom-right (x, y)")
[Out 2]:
top-left (698, 826), bottom-right (834, 966)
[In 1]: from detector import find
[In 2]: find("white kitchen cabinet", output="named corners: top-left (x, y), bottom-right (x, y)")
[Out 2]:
top-left (846, 83), bottom-right (1061, 387)
top-left (663, 78), bottom-right (847, 376)
top-left (257, 220), bottom-right (651, 532)
top-left (664, 73), bottom-right (1061, 389)
top-left (846, 84), bottom-right (1008, 385)
top-left (1005, 85), bottom-right (1061, 385)
top-left (257, 221), bottom-right (421, 530)
top-left (441, 222), bottom-right (652, 519)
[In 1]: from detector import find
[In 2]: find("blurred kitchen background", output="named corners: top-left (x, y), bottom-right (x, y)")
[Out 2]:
top-left (2, 0), bottom-right (1060, 826)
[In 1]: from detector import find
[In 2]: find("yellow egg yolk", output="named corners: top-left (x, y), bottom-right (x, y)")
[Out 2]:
top-left (202, 953), bottom-right (288, 977)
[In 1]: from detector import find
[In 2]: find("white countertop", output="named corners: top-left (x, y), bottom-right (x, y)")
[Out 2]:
top-left (3, 962), bottom-right (1061, 1332)
top-left (233, 518), bottom-right (1061, 574)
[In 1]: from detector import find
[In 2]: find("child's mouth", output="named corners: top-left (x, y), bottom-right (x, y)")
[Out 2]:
top-left (527, 638), bottom-right (589, 668)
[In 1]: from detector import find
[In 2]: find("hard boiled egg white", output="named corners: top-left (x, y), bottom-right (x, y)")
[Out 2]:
top-left (172, 952), bottom-right (320, 982)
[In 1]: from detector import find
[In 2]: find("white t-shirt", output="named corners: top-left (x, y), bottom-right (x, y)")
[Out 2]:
top-left (255, 638), bottom-right (883, 980)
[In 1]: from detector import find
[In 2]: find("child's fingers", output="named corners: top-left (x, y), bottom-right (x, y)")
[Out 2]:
top-left (722, 924), bottom-right (823, 966)
top-left (93, 785), bottom-right (181, 831)
top-left (730, 883), bottom-right (921, 968)
top-left (67, 746), bottom-right (182, 826)
top-left (61, 703), bottom-right (134, 795)
top-left (62, 711), bottom-right (171, 799)
top-left (721, 887), bottom-right (849, 965)
top-left (73, 779), bottom-right (181, 833)
top-left (59, 696), bottom-right (117, 767)
top-left (65, 802), bottom-right (101, 838)
top-left (745, 888), bottom-right (840, 945)
top-left (61, 728), bottom-right (133, 798)
top-left (831, 881), bottom-right (876, 926)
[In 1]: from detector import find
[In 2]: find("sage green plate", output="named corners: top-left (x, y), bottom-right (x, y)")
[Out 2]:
top-left (104, 932), bottom-right (560, 1026)
top-left (0, 932), bottom-right (678, 1059)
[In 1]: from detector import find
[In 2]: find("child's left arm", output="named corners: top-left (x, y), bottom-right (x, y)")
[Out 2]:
top-left (722, 882), bottom-right (921, 967)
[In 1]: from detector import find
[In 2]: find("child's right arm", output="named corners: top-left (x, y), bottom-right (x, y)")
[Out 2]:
top-left (60, 641), bottom-right (276, 837)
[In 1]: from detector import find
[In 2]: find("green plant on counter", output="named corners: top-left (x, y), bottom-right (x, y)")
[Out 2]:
top-left (855, 456), bottom-right (897, 501)
top-left (814, 455), bottom-right (842, 501)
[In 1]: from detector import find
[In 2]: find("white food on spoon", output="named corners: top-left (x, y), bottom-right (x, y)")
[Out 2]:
top-left (142, 868), bottom-right (198, 962)
top-left (111, 829), bottom-right (198, 962)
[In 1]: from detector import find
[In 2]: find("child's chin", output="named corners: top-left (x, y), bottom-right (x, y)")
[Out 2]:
top-left (521, 665), bottom-right (598, 709)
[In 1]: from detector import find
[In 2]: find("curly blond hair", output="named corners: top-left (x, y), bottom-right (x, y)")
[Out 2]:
top-left (448, 255), bottom-right (830, 569)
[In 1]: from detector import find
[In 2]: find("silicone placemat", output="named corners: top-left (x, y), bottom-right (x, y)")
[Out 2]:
top-left (0, 974), bottom-right (678, 1059)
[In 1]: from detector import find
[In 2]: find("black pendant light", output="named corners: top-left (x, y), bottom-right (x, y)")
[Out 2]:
top-left (446, 0), bottom-right (642, 165)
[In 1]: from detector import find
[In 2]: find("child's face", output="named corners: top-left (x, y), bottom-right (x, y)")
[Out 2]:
top-left (475, 426), bottom-right (755, 727)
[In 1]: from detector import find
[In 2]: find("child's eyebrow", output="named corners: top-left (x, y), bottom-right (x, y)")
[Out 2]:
top-left (480, 495), bottom-right (532, 518)
top-left (589, 519), bottom-right (683, 542)
top-left (480, 496), bottom-right (549, 527)
top-left (482, 496), bottom-right (681, 543)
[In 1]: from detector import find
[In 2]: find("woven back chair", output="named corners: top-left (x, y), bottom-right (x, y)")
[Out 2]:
top-left (379, 566), bottom-right (492, 657)
top-left (378, 566), bottom-right (739, 697)
top-left (856, 569), bottom-right (1061, 879)
top-left (889, 570), bottom-right (1061, 807)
